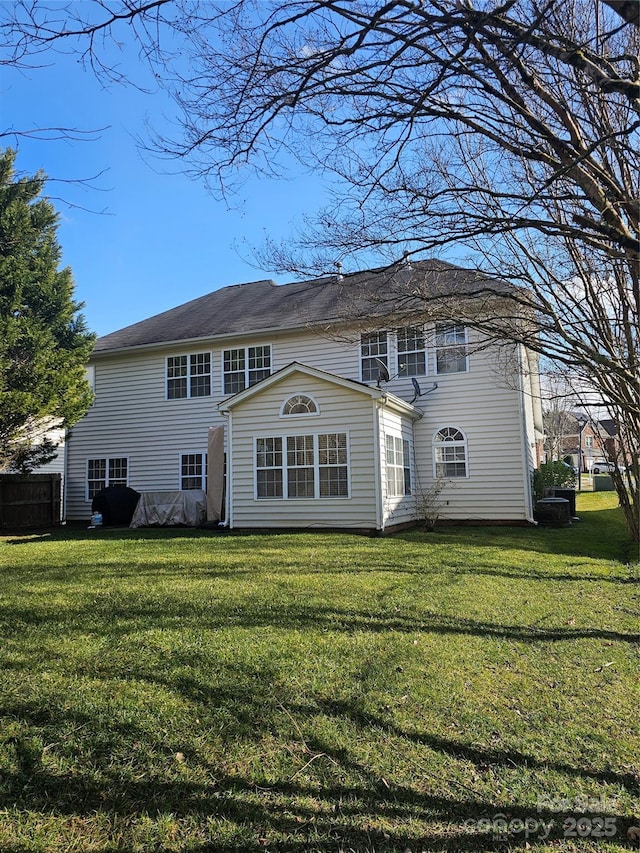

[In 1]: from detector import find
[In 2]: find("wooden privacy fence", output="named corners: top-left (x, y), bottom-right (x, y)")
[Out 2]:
top-left (0, 474), bottom-right (62, 529)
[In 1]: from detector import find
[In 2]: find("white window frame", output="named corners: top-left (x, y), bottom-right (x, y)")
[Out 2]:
top-left (434, 323), bottom-right (468, 375)
top-left (396, 325), bottom-right (427, 377)
top-left (255, 436), bottom-right (284, 499)
top-left (385, 435), bottom-right (412, 497)
top-left (286, 434), bottom-right (316, 499)
top-left (166, 352), bottom-right (213, 399)
top-left (255, 432), bottom-right (350, 500)
top-left (433, 427), bottom-right (469, 479)
top-left (280, 393), bottom-right (320, 417)
top-left (179, 452), bottom-right (207, 491)
top-left (360, 332), bottom-right (390, 382)
top-left (86, 456), bottom-right (129, 501)
top-left (223, 344), bottom-right (271, 395)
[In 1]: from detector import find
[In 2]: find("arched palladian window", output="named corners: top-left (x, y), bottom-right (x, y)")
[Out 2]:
top-left (433, 427), bottom-right (468, 478)
top-left (281, 394), bottom-right (319, 417)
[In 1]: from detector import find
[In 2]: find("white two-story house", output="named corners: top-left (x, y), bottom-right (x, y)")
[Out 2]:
top-left (64, 260), bottom-right (543, 530)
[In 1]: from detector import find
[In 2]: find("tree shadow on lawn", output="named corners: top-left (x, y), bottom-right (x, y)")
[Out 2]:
top-left (1, 687), bottom-right (637, 852)
top-left (2, 593), bottom-right (638, 644)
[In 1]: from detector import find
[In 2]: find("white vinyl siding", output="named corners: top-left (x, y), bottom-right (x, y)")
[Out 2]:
top-left (411, 338), bottom-right (530, 521)
top-left (65, 325), bottom-right (532, 524)
top-left (379, 407), bottom-right (416, 528)
top-left (229, 374), bottom-right (375, 528)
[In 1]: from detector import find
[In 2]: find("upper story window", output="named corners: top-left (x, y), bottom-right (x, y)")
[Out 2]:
top-left (167, 353), bottom-right (212, 399)
top-left (434, 323), bottom-right (468, 374)
top-left (224, 345), bottom-right (271, 394)
top-left (86, 457), bottom-right (128, 500)
top-left (433, 427), bottom-right (468, 478)
top-left (361, 332), bottom-right (389, 382)
top-left (361, 324), bottom-right (468, 382)
top-left (397, 325), bottom-right (426, 377)
top-left (281, 394), bottom-right (318, 416)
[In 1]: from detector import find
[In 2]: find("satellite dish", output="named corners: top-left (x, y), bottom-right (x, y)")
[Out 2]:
top-left (375, 358), bottom-right (390, 385)
top-left (410, 379), bottom-right (438, 405)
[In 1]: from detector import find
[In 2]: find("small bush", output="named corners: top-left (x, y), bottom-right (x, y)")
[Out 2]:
top-left (533, 461), bottom-right (576, 501)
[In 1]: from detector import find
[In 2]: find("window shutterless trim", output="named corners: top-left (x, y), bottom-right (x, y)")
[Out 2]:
top-left (179, 451), bottom-right (207, 491)
top-left (432, 426), bottom-right (469, 479)
top-left (254, 432), bottom-right (350, 500)
top-left (223, 344), bottom-right (272, 395)
top-left (434, 323), bottom-right (469, 375)
top-left (396, 325), bottom-right (427, 378)
top-left (165, 352), bottom-right (213, 399)
top-left (280, 393), bottom-right (320, 417)
top-left (85, 456), bottom-right (129, 501)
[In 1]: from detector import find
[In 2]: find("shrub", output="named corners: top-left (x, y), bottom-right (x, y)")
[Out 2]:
top-left (533, 461), bottom-right (576, 501)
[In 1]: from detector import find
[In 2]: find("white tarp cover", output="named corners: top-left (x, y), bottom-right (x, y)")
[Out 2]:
top-left (130, 490), bottom-right (206, 528)
top-left (207, 425), bottom-right (225, 522)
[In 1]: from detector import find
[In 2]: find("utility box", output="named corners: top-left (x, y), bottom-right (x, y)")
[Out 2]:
top-left (535, 497), bottom-right (571, 527)
top-left (593, 475), bottom-right (614, 492)
top-left (552, 488), bottom-right (577, 518)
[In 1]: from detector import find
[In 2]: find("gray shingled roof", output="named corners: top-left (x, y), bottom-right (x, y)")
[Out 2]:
top-left (94, 259), bottom-right (507, 353)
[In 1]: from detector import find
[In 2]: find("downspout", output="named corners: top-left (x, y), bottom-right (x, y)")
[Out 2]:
top-left (373, 400), bottom-right (383, 532)
top-left (517, 344), bottom-right (536, 523)
top-left (62, 427), bottom-right (69, 523)
top-left (222, 411), bottom-right (233, 528)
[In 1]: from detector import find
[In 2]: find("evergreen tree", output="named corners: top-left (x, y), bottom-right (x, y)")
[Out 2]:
top-left (0, 148), bottom-right (95, 471)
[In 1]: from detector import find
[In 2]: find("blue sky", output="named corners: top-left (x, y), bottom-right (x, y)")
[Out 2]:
top-left (1, 39), bottom-right (333, 337)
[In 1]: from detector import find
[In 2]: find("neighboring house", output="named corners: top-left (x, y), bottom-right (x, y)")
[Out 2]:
top-left (546, 412), bottom-right (621, 472)
top-left (64, 261), bottom-right (544, 531)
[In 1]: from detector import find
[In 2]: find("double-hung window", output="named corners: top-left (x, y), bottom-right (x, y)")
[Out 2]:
top-left (224, 345), bottom-right (271, 394)
top-left (180, 453), bottom-right (207, 490)
top-left (256, 433), bottom-right (349, 499)
top-left (86, 457), bottom-right (128, 500)
top-left (167, 353), bottom-right (212, 398)
top-left (433, 427), bottom-right (468, 478)
top-left (385, 435), bottom-right (411, 497)
top-left (397, 326), bottom-right (426, 377)
top-left (287, 435), bottom-right (315, 498)
top-left (360, 332), bottom-right (389, 382)
top-left (434, 323), bottom-right (468, 374)
top-left (318, 433), bottom-right (349, 497)
top-left (256, 437), bottom-right (283, 498)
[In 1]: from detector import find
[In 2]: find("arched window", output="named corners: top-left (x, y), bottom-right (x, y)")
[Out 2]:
top-left (281, 394), bottom-right (319, 416)
top-left (433, 427), bottom-right (467, 478)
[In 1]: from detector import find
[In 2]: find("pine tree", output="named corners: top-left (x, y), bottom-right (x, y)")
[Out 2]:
top-left (0, 148), bottom-right (95, 471)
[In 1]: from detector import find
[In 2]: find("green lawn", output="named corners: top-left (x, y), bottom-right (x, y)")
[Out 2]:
top-left (1, 493), bottom-right (638, 852)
